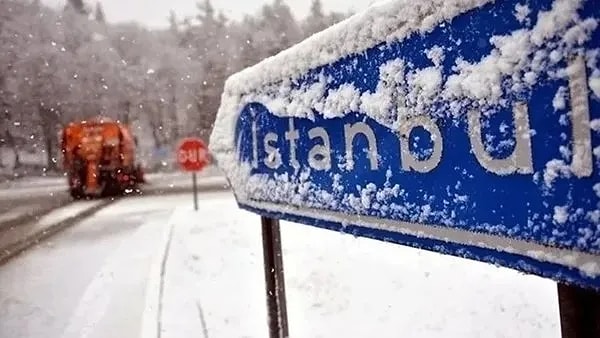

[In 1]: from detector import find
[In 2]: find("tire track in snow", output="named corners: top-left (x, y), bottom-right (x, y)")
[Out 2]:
top-left (195, 300), bottom-right (210, 338)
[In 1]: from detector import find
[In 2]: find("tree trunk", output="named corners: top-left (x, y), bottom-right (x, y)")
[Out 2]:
top-left (4, 130), bottom-right (21, 169)
top-left (1, 106), bottom-right (21, 169)
top-left (39, 105), bottom-right (58, 171)
top-left (12, 145), bottom-right (20, 169)
top-left (44, 132), bottom-right (55, 171)
top-left (169, 84), bottom-right (179, 141)
top-left (147, 114), bottom-right (164, 150)
top-left (123, 100), bottom-right (131, 124)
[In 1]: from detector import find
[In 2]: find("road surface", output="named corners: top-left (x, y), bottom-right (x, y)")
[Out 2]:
top-left (0, 167), bottom-right (226, 227)
top-left (0, 193), bottom-right (199, 338)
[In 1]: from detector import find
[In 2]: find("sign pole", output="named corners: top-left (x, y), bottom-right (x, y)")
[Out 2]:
top-left (192, 172), bottom-right (198, 211)
top-left (261, 216), bottom-right (289, 338)
top-left (557, 283), bottom-right (600, 338)
top-left (177, 137), bottom-right (208, 211)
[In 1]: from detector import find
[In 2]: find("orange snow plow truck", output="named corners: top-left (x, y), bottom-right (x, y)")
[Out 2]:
top-left (60, 117), bottom-right (144, 199)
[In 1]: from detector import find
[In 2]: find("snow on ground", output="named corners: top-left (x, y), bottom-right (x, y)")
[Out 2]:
top-left (0, 190), bottom-right (562, 338)
top-left (0, 165), bottom-right (225, 201)
top-left (0, 166), bottom-right (221, 191)
top-left (0, 176), bottom-right (67, 190)
top-left (0, 205), bottom-right (32, 224)
top-left (0, 193), bottom-right (192, 338)
top-left (144, 165), bottom-right (224, 186)
top-left (161, 192), bottom-right (561, 338)
top-left (0, 148), bottom-right (47, 173)
top-left (0, 184), bottom-right (66, 201)
top-left (160, 195), bottom-right (268, 338)
top-left (0, 200), bottom-right (104, 251)
top-left (145, 173), bottom-right (228, 190)
top-left (37, 200), bottom-right (103, 226)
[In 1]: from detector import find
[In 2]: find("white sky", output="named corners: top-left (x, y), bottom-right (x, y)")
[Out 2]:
top-left (43, 0), bottom-right (374, 29)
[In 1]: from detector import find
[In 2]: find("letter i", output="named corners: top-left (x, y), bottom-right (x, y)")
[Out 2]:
top-left (252, 117), bottom-right (258, 169)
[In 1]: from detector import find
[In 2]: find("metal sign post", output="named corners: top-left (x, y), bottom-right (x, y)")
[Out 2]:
top-left (192, 172), bottom-right (198, 211)
top-left (261, 216), bottom-right (289, 338)
top-left (558, 283), bottom-right (600, 338)
top-left (177, 137), bottom-right (208, 211)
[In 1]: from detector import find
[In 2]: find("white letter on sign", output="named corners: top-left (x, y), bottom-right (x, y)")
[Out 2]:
top-left (285, 118), bottom-right (300, 169)
top-left (308, 127), bottom-right (332, 171)
top-left (398, 115), bottom-right (443, 173)
top-left (344, 122), bottom-right (379, 171)
top-left (567, 55), bottom-right (593, 178)
top-left (252, 118), bottom-right (258, 169)
top-left (188, 149), bottom-right (198, 162)
top-left (178, 150), bottom-right (187, 163)
top-left (264, 132), bottom-right (282, 169)
top-left (468, 102), bottom-right (533, 175)
top-left (198, 148), bottom-right (207, 162)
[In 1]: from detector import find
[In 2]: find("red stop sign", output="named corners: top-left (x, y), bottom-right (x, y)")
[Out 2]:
top-left (177, 137), bottom-right (208, 172)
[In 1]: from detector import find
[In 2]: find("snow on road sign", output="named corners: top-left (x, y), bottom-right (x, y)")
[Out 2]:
top-left (210, 0), bottom-right (600, 289)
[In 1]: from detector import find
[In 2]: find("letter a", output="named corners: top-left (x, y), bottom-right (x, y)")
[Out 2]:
top-left (308, 127), bottom-right (332, 171)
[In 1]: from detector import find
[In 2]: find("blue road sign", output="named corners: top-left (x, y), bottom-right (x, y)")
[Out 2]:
top-left (210, 0), bottom-right (600, 289)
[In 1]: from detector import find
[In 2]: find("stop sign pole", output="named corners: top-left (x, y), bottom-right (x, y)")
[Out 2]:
top-left (177, 137), bottom-right (208, 211)
top-left (192, 170), bottom-right (198, 211)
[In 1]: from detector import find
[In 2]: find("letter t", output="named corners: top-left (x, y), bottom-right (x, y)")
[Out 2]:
top-left (285, 118), bottom-right (300, 169)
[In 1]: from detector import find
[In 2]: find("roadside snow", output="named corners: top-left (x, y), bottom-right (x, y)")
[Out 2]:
top-left (0, 148), bottom-right (47, 172)
top-left (0, 167), bottom-right (226, 201)
top-left (0, 206), bottom-right (32, 224)
top-left (0, 176), bottom-right (66, 190)
top-left (160, 194), bottom-right (268, 338)
top-left (38, 201), bottom-right (103, 227)
top-left (160, 194), bottom-right (560, 338)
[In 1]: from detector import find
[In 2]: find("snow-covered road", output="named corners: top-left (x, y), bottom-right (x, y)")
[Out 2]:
top-left (0, 194), bottom-right (194, 338)
top-left (0, 191), bottom-right (562, 338)
top-left (0, 166), bottom-right (224, 201)
top-left (0, 167), bottom-right (227, 227)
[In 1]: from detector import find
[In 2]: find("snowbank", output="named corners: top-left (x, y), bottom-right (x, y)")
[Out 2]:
top-left (159, 194), bottom-right (560, 338)
top-left (0, 147), bottom-right (53, 181)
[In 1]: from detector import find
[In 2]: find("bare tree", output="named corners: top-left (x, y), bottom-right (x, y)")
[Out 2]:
top-left (66, 0), bottom-right (88, 15)
top-left (0, 0), bottom-right (346, 175)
